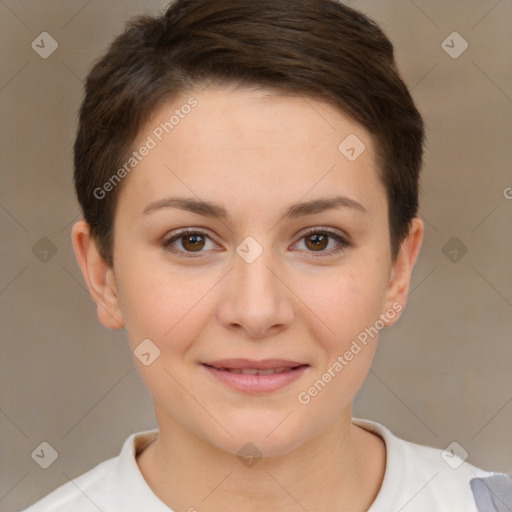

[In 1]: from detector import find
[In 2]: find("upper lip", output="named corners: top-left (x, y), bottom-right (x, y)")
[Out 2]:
top-left (202, 359), bottom-right (308, 370)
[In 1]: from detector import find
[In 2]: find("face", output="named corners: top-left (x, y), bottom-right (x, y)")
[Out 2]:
top-left (82, 86), bottom-right (418, 457)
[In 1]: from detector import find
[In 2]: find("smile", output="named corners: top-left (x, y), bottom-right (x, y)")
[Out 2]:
top-left (201, 359), bottom-right (310, 394)
top-left (213, 367), bottom-right (296, 375)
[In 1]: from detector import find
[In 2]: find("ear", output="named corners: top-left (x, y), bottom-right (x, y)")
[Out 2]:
top-left (71, 220), bottom-right (125, 330)
top-left (381, 217), bottom-right (424, 327)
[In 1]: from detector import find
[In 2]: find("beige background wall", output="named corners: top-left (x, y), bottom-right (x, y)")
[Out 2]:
top-left (1, 0), bottom-right (511, 510)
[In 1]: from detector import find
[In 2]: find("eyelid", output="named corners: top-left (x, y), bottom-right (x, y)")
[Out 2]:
top-left (295, 225), bottom-right (348, 241)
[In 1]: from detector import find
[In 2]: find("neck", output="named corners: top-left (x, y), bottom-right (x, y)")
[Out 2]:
top-left (137, 408), bottom-right (386, 512)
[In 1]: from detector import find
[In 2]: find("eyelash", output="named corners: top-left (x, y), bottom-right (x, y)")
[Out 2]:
top-left (162, 227), bottom-right (351, 258)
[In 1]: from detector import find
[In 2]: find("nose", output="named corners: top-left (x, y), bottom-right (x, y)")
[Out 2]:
top-left (215, 246), bottom-right (295, 339)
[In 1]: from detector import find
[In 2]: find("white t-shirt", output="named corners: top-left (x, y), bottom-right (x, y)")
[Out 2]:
top-left (22, 418), bottom-right (512, 512)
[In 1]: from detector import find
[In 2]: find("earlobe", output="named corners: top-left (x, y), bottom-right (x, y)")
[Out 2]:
top-left (71, 220), bottom-right (125, 330)
top-left (381, 217), bottom-right (424, 327)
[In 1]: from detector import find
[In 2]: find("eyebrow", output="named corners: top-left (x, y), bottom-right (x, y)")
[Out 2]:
top-left (142, 195), bottom-right (367, 219)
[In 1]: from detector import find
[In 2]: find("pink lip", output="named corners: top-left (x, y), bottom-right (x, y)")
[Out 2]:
top-left (201, 359), bottom-right (309, 394)
top-left (202, 358), bottom-right (306, 370)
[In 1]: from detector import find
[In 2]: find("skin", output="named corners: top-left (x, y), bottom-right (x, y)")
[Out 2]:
top-left (72, 85), bottom-right (424, 511)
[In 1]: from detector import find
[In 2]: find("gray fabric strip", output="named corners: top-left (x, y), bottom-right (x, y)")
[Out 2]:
top-left (471, 475), bottom-right (512, 512)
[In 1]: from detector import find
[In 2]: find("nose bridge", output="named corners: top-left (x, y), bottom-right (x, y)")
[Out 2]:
top-left (238, 242), bottom-right (276, 288)
top-left (234, 237), bottom-right (282, 304)
top-left (217, 236), bottom-right (293, 337)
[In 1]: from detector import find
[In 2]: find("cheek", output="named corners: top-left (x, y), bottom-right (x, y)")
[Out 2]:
top-left (117, 260), bottom-right (215, 353)
top-left (298, 264), bottom-right (386, 345)
top-left (294, 269), bottom-right (384, 415)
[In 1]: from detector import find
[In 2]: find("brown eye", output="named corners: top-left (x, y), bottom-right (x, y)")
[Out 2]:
top-left (305, 233), bottom-right (329, 251)
top-left (163, 229), bottom-right (218, 257)
top-left (181, 233), bottom-right (206, 252)
top-left (293, 228), bottom-right (350, 257)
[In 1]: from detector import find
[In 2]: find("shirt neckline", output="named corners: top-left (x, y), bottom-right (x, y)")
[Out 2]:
top-left (119, 418), bottom-right (398, 511)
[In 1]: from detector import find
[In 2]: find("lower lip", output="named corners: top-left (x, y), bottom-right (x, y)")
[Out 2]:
top-left (201, 364), bottom-right (309, 394)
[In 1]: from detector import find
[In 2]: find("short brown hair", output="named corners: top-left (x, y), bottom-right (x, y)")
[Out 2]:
top-left (74, 0), bottom-right (425, 266)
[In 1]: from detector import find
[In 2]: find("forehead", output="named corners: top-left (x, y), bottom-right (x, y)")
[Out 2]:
top-left (118, 86), bottom-right (386, 223)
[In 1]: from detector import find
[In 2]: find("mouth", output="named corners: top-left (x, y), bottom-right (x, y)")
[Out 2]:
top-left (205, 366), bottom-right (300, 375)
top-left (200, 359), bottom-right (310, 393)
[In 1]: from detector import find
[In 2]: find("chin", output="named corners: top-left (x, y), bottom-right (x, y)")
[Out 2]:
top-left (207, 414), bottom-right (311, 460)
